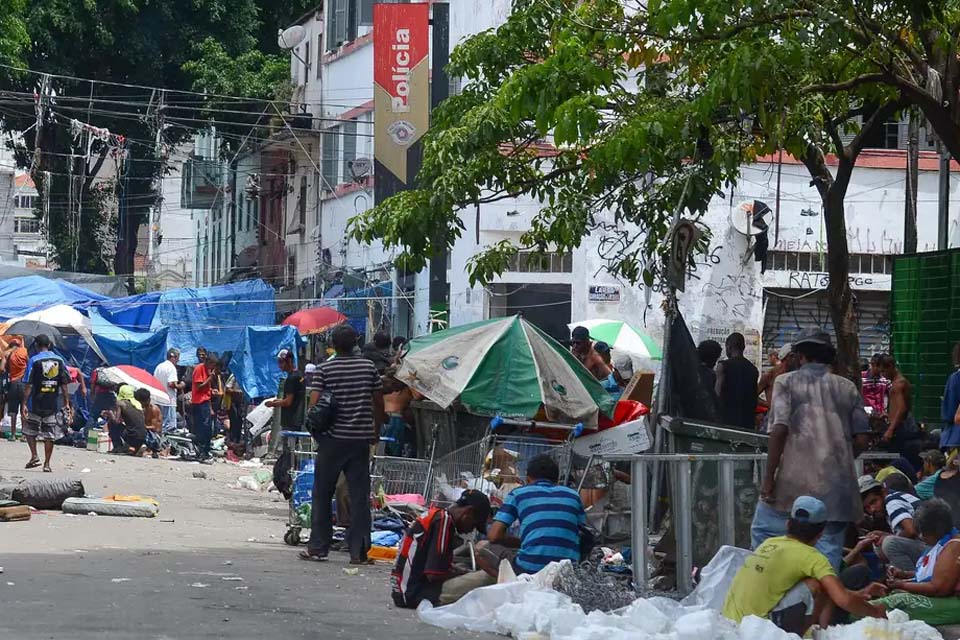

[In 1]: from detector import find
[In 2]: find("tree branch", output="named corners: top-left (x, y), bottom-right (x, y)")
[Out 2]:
top-left (803, 73), bottom-right (885, 95)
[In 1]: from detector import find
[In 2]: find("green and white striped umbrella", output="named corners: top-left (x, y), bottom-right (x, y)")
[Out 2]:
top-left (397, 315), bottom-right (615, 426)
top-left (568, 319), bottom-right (663, 360)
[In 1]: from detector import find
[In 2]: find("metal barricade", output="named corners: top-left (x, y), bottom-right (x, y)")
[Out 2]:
top-left (370, 456), bottom-right (433, 497)
top-left (606, 451), bottom-right (899, 595)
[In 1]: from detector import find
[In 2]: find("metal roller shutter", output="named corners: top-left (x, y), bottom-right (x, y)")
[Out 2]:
top-left (762, 289), bottom-right (891, 363)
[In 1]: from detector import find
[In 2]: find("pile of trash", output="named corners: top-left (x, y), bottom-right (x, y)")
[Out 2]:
top-left (418, 558), bottom-right (943, 640)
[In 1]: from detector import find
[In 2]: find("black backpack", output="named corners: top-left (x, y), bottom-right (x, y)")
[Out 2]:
top-left (305, 389), bottom-right (337, 441)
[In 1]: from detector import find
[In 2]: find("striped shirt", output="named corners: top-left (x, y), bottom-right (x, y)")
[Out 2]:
top-left (307, 356), bottom-right (382, 440)
top-left (494, 479), bottom-right (586, 573)
top-left (885, 490), bottom-right (921, 535)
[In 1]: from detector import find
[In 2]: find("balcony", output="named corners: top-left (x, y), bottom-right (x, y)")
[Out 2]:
top-left (180, 153), bottom-right (224, 209)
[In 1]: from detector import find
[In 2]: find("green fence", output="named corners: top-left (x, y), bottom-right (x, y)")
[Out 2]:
top-left (892, 250), bottom-right (960, 425)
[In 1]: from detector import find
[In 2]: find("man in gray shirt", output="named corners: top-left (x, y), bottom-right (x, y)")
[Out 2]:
top-left (753, 328), bottom-right (871, 570)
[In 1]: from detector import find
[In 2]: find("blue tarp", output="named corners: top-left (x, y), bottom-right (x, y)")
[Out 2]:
top-left (89, 308), bottom-right (170, 370)
top-left (229, 326), bottom-right (300, 398)
top-left (0, 276), bottom-right (109, 320)
top-left (95, 291), bottom-right (162, 331)
top-left (150, 280), bottom-right (276, 366)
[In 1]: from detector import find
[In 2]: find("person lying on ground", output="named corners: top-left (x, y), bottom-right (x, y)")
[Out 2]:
top-left (135, 387), bottom-right (163, 459)
top-left (859, 474), bottom-right (925, 571)
top-left (391, 490), bottom-right (491, 609)
top-left (723, 495), bottom-right (887, 636)
top-left (477, 454), bottom-right (587, 578)
top-left (868, 498), bottom-right (960, 626)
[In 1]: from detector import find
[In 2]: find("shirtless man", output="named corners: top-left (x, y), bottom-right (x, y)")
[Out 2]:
top-left (757, 349), bottom-right (781, 409)
top-left (880, 354), bottom-right (924, 471)
top-left (570, 326), bottom-right (611, 380)
top-left (382, 371), bottom-right (419, 457)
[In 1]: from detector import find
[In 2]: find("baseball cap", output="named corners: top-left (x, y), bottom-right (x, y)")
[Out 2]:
top-left (571, 326), bottom-right (591, 342)
top-left (455, 489), bottom-right (491, 532)
top-left (858, 475), bottom-right (882, 495)
top-left (791, 496), bottom-right (827, 524)
top-left (777, 343), bottom-right (793, 359)
top-left (594, 341), bottom-right (611, 354)
top-left (277, 348), bottom-right (293, 360)
top-left (304, 363), bottom-right (317, 374)
top-left (794, 328), bottom-right (832, 347)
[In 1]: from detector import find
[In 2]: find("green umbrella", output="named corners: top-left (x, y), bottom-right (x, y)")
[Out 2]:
top-left (568, 319), bottom-right (663, 360)
top-left (398, 315), bottom-right (615, 425)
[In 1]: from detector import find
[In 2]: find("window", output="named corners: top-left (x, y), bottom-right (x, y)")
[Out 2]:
top-left (298, 175), bottom-right (307, 228)
top-left (505, 251), bottom-right (573, 273)
top-left (14, 195), bottom-right (35, 210)
top-left (288, 254), bottom-right (297, 286)
top-left (327, 0), bottom-right (358, 51)
top-left (322, 126), bottom-right (340, 189)
top-left (342, 120), bottom-right (357, 183)
top-left (14, 217), bottom-right (40, 234)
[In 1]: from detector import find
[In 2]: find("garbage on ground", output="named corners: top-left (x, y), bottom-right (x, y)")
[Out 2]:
top-left (192, 471), bottom-right (207, 479)
top-left (10, 478), bottom-right (84, 510)
top-left (62, 496), bottom-right (159, 518)
top-left (110, 578), bottom-right (131, 583)
top-left (371, 530), bottom-right (401, 547)
top-left (235, 470), bottom-right (273, 492)
top-left (190, 582), bottom-right (209, 588)
top-left (417, 559), bottom-right (941, 640)
top-left (342, 567), bottom-right (359, 576)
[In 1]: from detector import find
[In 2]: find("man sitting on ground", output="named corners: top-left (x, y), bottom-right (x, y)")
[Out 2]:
top-left (859, 474), bottom-right (925, 571)
top-left (391, 490), bottom-right (491, 608)
top-left (478, 455), bottom-right (586, 577)
top-left (136, 387), bottom-right (163, 459)
top-left (723, 496), bottom-right (887, 635)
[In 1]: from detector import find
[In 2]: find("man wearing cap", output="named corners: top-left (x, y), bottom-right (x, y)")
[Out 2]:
top-left (265, 349), bottom-right (304, 432)
top-left (391, 490), bottom-right (491, 608)
top-left (859, 474), bottom-right (926, 571)
top-left (21, 335), bottom-right (71, 473)
top-left (724, 495), bottom-right (886, 634)
top-left (754, 328), bottom-right (872, 571)
top-left (153, 348), bottom-right (183, 434)
top-left (570, 326), bottom-right (611, 380)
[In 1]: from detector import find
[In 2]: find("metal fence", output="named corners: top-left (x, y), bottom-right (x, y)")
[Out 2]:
top-left (604, 451), bottom-right (899, 595)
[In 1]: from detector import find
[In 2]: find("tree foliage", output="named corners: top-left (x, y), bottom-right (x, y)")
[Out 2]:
top-left (353, 0), bottom-right (957, 378)
top-left (1, 1), bottom-right (306, 288)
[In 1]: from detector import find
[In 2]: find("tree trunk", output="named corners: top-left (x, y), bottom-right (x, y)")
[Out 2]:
top-left (115, 220), bottom-right (138, 295)
top-left (823, 187), bottom-right (860, 383)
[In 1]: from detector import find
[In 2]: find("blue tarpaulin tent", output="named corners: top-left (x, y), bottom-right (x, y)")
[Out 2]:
top-left (95, 291), bottom-right (162, 331)
top-left (229, 326), bottom-right (300, 398)
top-left (0, 276), bottom-right (109, 320)
top-left (89, 308), bottom-right (171, 370)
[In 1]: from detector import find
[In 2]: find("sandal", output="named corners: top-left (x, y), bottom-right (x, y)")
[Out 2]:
top-left (298, 550), bottom-right (329, 562)
top-left (42, 466), bottom-right (51, 473)
top-left (25, 458), bottom-right (40, 469)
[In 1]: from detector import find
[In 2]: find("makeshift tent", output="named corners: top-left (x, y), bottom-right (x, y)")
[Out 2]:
top-left (95, 291), bottom-right (162, 331)
top-left (0, 276), bottom-right (109, 320)
top-left (150, 280), bottom-right (275, 365)
top-left (89, 308), bottom-right (170, 370)
top-left (12, 304), bottom-right (107, 361)
top-left (229, 326), bottom-right (300, 398)
top-left (0, 265), bottom-right (126, 297)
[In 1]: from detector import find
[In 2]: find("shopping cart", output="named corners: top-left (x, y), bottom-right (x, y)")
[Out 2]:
top-left (281, 430), bottom-right (316, 546)
top-left (370, 425), bottom-right (439, 505)
top-left (430, 416), bottom-right (584, 507)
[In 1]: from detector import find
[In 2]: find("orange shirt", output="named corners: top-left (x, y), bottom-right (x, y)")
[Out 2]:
top-left (7, 346), bottom-right (28, 381)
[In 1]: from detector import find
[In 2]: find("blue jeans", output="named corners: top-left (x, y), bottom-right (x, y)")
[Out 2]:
top-left (192, 402), bottom-right (212, 458)
top-left (161, 404), bottom-right (177, 434)
top-left (751, 501), bottom-right (848, 571)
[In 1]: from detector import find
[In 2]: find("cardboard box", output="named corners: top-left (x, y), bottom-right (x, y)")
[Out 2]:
top-left (620, 371), bottom-right (655, 406)
top-left (572, 417), bottom-right (652, 458)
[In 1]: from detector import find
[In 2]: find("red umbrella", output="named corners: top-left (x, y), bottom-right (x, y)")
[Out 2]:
top-left (97, 365), bottom-right (174, 407)
top-left (282, 306), bottom-right (347, 335)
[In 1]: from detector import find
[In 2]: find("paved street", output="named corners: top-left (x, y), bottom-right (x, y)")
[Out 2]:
top-left (0, 441), bottom-right (468, 640)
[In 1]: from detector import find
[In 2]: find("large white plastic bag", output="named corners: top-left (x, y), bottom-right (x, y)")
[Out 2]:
top-left (417, 580), bottom-right (538, 632)
top-left (674, 609), bottom-right (740, 640)
top-left (680, 545), bottom-right (752, 611)
top-left (736, 615), bottom-right (800, 640)
top-left (812, 615), bottom-right (944, 640)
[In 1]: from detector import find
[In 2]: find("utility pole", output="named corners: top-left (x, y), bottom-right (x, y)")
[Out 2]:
top-left (939, 139), bottom-right (951, 250)
top-left (904, 113), bottom-right (919, 254)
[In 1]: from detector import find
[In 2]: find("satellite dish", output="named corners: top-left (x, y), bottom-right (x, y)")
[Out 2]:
top-left (731, 199), bottom-right (771, 236)
top-left (278, 25), bottom-right (307, 50)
